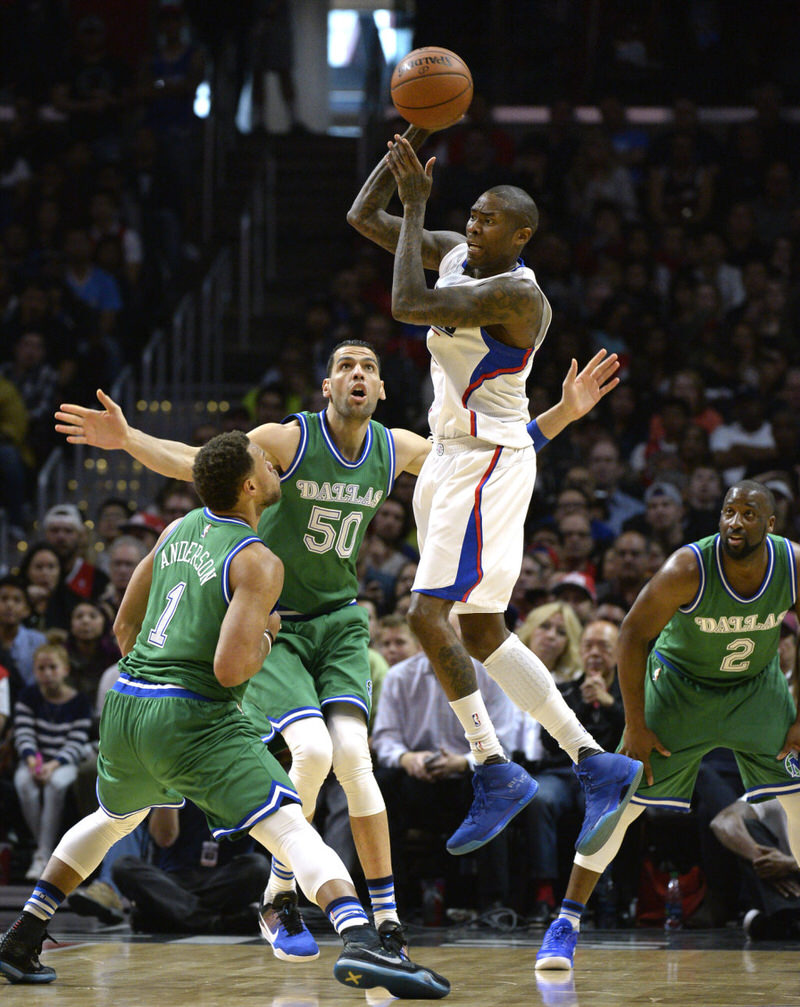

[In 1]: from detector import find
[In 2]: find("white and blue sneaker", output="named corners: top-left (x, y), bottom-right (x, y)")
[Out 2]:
top-left (259, 891), bottom-right (320, 962)
top-left (573, 752), bottom-right (643, 856)
top-left (535, 918), bottom-right (578, 971)
top-left (446, 761), bottom-right (538, 855)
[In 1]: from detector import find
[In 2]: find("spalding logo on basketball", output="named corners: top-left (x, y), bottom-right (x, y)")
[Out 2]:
top-left (390, 46), bottom-right (473, 130)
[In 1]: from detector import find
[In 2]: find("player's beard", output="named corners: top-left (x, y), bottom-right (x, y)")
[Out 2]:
top-left (720, 532), bottom-right (763, 560)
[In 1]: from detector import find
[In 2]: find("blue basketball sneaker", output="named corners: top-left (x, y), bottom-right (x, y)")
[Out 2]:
top-left (259, 891), bottom-right (320, 962)
top-left (573, 752), bottom-right (643, 856)
top-left (535, 918), bottom-right (578, 971)
top-left (446, 761), bottom-right (538, 855)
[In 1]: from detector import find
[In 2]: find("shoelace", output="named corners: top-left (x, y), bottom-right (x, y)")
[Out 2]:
top-left (540, 920), bottom-right (573, 948)
top-left (278, 903), bottom-right (304, 937)
top-left (461, 776), bottom-right (487, 825)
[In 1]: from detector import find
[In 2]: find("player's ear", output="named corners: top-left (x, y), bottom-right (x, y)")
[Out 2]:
top-left (515, 226), bottom-right (532, 248)
top-left (321, 377), bottom-right (331, 400)
top-left (378, 380), bottom-right (386, 401)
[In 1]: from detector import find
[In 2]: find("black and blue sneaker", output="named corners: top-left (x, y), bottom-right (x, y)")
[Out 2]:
top-left (446, 761), bottom-right (538, 855)
top-left (334, 924), bottom-right (449, 999)
top-left (0, 913), bottom-right (56, 985)
top-left (259, 891), bottom-right (320, 962)
top-left (573, 752), bottom-right (643, 855)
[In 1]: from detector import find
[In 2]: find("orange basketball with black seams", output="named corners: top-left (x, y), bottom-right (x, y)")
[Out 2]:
top-left (390, 47), bottom-right (473, 130)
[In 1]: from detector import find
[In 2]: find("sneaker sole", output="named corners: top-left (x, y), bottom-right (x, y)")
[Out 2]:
top-left (333, 956), bottom-right (450, 999)
top-left (575, 760), bottom-right (643, 856)
top-left (0, 960), bottom-right (57, 984)
top-left (534, 954), bottom-right (574, 971)
top-left (258, 918), bottom-right (320, 962)
top-left (446, 779), bottom-right (538, 855)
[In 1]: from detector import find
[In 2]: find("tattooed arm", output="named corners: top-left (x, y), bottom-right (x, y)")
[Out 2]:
top-left (385, 137), bottom-right (543, 348)
top-left (347, 126), bottom-right (463, 270)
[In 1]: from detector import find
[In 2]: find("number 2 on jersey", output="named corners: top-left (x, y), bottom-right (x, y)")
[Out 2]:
top-left (720, 637), bottom-right (755, 673)
top-left (148, 581), bottom-right (187, 648)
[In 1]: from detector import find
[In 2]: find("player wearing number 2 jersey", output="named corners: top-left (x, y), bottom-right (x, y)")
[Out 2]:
top-left (536, 480), bottom-right (800, 971)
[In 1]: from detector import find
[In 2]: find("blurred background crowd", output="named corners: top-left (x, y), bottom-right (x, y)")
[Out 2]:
top-left (1, 0), bottom-right (799, 937)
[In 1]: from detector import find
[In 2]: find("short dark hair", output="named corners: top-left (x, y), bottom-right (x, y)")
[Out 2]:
top-left (0, 574), bottom-right (25, 596)
top-left (725, 480), bottom-right (776, 516)
top-left (325, 340), bottom-right (381, 377)
top-left (192, 431), bottom-right (254, 512)
top-left (484, 185), bottom-right (539, 234)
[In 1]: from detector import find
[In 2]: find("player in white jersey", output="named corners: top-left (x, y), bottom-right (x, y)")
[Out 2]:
top-left (349, 127), bottom-right (642, 860)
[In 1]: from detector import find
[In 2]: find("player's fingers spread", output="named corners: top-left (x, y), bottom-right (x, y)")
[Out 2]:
top-left (66, 436), bottom-right (87, 445)
top-left (56, 404), bottom-right (88, 418)
top-left (599, 378), bottom-right (620, 397)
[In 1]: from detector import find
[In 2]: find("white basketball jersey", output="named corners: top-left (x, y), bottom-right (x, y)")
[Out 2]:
top-left (426, 243), bottom-right (552, 448)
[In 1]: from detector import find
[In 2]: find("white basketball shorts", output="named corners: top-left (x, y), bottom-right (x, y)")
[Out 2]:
top-left (412, 436), bottom-right (536, 614)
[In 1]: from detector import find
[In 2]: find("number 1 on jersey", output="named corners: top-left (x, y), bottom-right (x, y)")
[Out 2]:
top-left (148, 581), bottom-right (187, 648)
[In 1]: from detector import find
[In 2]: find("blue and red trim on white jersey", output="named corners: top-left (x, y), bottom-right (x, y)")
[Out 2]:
top-left (460, 330), bottom-right (533, 437)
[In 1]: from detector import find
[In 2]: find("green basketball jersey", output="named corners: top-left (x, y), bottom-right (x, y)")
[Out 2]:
top-left (653, 533), bottom-right (797, 688)
top-left (258, 411), bottom-right (395, 616)
top-left (119, 507), bottom-right (265, 702)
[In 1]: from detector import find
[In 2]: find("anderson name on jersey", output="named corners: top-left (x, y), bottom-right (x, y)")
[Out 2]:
top-left (427, 243), bottom-right (552, 448)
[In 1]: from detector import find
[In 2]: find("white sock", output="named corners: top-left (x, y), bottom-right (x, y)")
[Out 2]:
top-left (265, 856), bottom-right (296, 904)
top-left (483, 634), bottom-right (599, 763)
top-left (448, 690), bottom-right (505, 763)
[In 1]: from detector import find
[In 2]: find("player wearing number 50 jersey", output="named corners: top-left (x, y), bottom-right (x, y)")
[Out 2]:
top-left (536, 480), bottom-right (800, 971)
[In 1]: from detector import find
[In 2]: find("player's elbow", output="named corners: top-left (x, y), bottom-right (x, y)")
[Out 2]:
top-left (213, 656), bottom-right (246, 689)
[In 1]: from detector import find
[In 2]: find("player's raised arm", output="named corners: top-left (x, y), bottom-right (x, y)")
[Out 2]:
top-left (55, 389), bottom-right (199, 481)
top-left (347, 127), bottom-right (463, 270)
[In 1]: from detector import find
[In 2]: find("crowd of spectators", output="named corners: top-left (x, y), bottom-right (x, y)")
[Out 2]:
top-left (2, 8), bottom-right (800, 936)
top-left (0, 3), bottom-right (206, 537)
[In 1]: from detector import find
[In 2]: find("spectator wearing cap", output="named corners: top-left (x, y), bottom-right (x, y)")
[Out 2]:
top-left (624, 482), bottom-right (686, 555)
top-left (710, 390), bottom-right (776, 484)
top-left (43, 504), bottom-right (109, 628)
top-left (550, 571), bottom-right (597, 626)
top-left (518, 619), bottom-right (624, 923)
top-left (586, 436), bottom-right (645, 535)
top-left (119, 511), bottom-right (166, 551)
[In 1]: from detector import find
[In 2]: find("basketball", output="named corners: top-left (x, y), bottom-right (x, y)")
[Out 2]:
top-left (390, 47), bottom-right (473, 130)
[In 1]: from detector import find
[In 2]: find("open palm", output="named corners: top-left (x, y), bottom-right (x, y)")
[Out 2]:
top-left (54, 389), bottom-right (130, 449)
top-left (561, 350), bottom-right (619, 420)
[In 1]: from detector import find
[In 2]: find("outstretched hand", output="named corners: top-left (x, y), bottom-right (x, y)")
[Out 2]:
top-left (560, 349), bottom-right (620, 421)
top-left (54, 389), bottom-right (130, 450)
top-left (385, 134), bottom-right (436, 207)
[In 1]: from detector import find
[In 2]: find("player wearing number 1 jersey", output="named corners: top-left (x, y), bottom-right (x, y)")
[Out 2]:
top-left (536, 480), bottom-right (800, 971)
